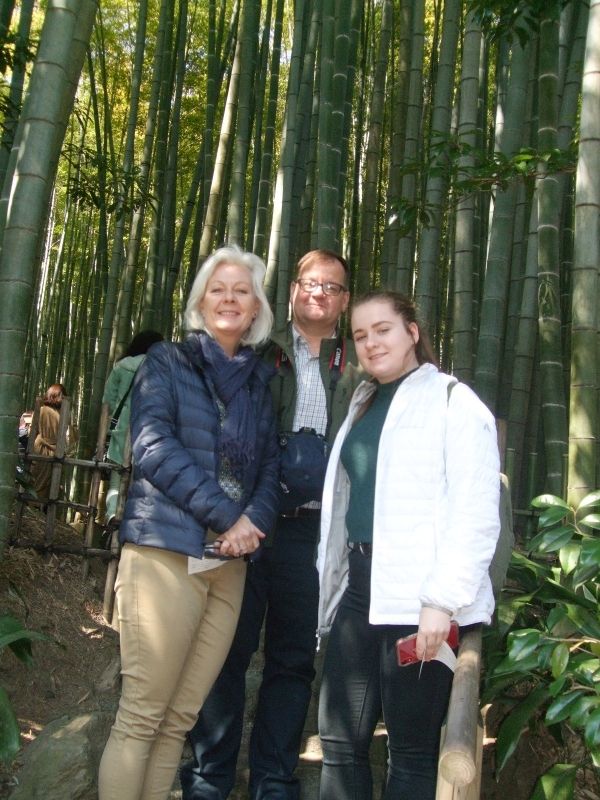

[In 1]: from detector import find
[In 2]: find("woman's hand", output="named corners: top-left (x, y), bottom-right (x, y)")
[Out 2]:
top-left (216, 514), bottom-right (266, 558)
top-left (415, 607), bottom-right (452, 661)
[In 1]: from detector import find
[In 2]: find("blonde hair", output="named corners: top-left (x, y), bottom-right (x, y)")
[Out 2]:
top-left (184, 246), bottom-right (273, 346)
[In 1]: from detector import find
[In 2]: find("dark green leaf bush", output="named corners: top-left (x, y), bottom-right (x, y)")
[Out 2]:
top-left (484, 491), bottom-right (600, 796)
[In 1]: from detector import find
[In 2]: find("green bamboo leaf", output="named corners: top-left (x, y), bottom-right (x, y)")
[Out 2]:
top-left (548, 674), bottom-right (568, 697)
top-left (573, 564), bottom-right (600, 589)
top-left (569, 696), bottom-right (600, 728)
top-left (547, 607), bottom-right (569, 633)
top-left (579, 514), bottom-right (600, 530)
top-left (558, 543), bottom-right (580, 575)
top-left (507, 629), bottom-right (542, 661)
top-left (538, 642), bottom-right (557, 671)
top-left (538, 580), bottom-right (596, 610)
top-left (550, 643), bottom-right (570, 678)
top-left (538, 506), bottom-right (569, 528)
top-left (0, 615), bottom-right (49, 665)
top-left (0, 616), bottom-right (26, 638)
top-left (564, 604), bottom-right (600, 639)
top-left (0, 686), bottom-right (20, 764)
top-left (530, 764), bottom-right (576, 800)
top-left (494, 653), bottom-right (539, 677)
top-left (577, 490), bottom-right (600, 511)
top-left (0, 630), bottom-right (49, 656)
top-left (496, 685), bottom-right (549, 773)
top-left (579, 539), bottom-right (600, 568)
top-left (531, 495), bottom-right (570, 510)
top-left (574, 656), bottom-right (600, 678)
top-left (546, 689), bottom-right (586, 724)
top-left (7, 638), bottom-right (34, 667)
top-left (510, 551), bottom-right (552, 579)
top-left (585, 709), bottom-right (600, 749)
top-left (529, 527), bottom-right (573, 553)
top-left (582, 585), bottom-right (597, 604)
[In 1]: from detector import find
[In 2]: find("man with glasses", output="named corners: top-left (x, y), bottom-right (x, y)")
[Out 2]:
top-left (181, 249), bottom-right (361, 800)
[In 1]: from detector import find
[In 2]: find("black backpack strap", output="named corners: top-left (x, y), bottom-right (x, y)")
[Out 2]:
top-left (111, 377), bottom-right (136, 428)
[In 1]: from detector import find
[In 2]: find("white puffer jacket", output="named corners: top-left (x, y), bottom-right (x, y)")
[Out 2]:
top-left (317, 364), bottom-right (501, 635)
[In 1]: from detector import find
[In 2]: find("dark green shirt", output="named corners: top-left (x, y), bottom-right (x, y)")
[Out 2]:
top-left (341, 370), bottom-right (416, 543)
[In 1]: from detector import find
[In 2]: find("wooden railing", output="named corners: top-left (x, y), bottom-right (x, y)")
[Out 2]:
top-left (14, 401), bottom-right (130, 623)
top-left (436, 627), bottom-right (483, 799)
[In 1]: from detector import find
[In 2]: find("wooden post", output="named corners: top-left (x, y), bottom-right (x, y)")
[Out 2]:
top-left (436, 721), bottom-right (483, 800)
top-left (436, 628), bottom-right (483, 797)
top-left (82, 404), bottom-right (111, 577)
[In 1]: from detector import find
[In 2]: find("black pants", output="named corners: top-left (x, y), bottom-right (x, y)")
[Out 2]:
top-left (180, 515), bottom-right (320, 800)
top-left (318, 550), bottom-right (455, 800)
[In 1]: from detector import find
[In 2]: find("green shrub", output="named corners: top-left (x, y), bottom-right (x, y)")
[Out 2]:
top-left (484, 490), bottom-right (600, 799)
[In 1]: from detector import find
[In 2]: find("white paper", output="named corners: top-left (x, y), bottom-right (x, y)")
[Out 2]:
top-left (433, 641), bottom-right (458, 673)
top-left (187, 556), bottom-right (226, 574)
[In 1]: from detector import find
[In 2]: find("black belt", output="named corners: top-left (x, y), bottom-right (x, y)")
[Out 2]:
top-left (280, 507), bottom-right (321, 519)
top-left (348, 542), bottom-right (372, 556)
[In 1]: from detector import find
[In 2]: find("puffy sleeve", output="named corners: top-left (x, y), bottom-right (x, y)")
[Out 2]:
top-left (418, 382), bottom-right (501, 613)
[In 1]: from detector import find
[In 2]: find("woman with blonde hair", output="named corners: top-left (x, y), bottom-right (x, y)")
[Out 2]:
top-left (99, 245), bottom-right (279, 800)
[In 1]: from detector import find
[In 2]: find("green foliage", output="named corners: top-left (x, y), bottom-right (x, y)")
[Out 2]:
top-left (0, 614), bottom-right (49, 764)
top-left (467, 0), bottom-right (569, 46)
top-left (399, 132), bottom-right (577, 210)
top-left (484, 490), bottom-right (600, 796)
top-left (0, 30), bottom-right (38, 75)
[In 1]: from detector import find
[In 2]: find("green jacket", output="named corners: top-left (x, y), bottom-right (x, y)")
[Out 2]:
top-left (102, 354), bottom-right (146, 465)
top-left (263, 325), bottom-right (363, 443)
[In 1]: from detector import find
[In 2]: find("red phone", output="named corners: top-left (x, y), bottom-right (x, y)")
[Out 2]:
top-left (396, 621), bottom-right (459, 667)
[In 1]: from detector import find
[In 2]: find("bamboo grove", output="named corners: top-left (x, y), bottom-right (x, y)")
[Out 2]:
top-left (0, 0), bottom-right (598, 555)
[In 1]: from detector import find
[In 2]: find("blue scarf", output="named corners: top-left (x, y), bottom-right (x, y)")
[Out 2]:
top-left (188, 331), bottom-right (262, 478)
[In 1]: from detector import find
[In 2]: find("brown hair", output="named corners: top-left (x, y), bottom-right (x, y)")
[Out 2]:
top-left (351, 291), bottom-right (438, 367)
top-left (43, 383), bottom-right (67, 408)
top-left (295, 249), bottom-right (349, 281)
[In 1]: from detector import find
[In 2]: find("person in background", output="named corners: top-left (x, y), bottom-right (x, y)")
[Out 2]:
top-left (182, 249), bottom-right (361, 800)
top-left (102, 329), bottom-right (164, 523)
top-left (31, 383), bottom-right (69, 502)
top-left (18, 410), bottom-right (33, 454)
top-left (98, 245), bottom-right (280, 800)
top-left (316, 290), bottom-right (501, 800)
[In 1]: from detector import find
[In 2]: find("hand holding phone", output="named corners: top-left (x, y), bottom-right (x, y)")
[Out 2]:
top-left (396, 620), bottom-right (459, 667)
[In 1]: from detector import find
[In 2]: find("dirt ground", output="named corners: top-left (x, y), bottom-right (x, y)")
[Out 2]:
top-left (0, 506), bottom-right (120, 797)
top-left (0, 504), bottom-right (597, 799)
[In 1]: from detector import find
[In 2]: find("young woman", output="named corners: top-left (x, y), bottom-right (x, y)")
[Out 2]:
top-left (98, 246), bottom-right (280, 800)
top-left (317, 291), bottom-right (500, 800)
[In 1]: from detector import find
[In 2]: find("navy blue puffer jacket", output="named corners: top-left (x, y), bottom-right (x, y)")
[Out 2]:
top-left (119, 334), bottom-right (280, 558)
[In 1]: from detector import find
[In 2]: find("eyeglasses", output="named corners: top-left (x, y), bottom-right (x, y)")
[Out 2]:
top-left (294, 278), bottom-right (348, 297)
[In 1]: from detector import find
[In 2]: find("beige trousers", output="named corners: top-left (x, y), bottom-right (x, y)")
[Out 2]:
top-left (98, 543), bottom-right (246, 800)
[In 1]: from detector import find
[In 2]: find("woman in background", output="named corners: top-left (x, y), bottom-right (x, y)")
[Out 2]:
top-left (31, 383), bottom-right (68, 502)
top-left (99, 245), bottom-right (280, 800)
top-left (102, 329), bottom-right (164, 522)
top-left (317, 291), bottom-right (500, 800)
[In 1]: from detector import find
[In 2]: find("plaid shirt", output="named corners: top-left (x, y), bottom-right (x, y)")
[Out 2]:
top-left (291, 326), bottom-right (330, 436)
